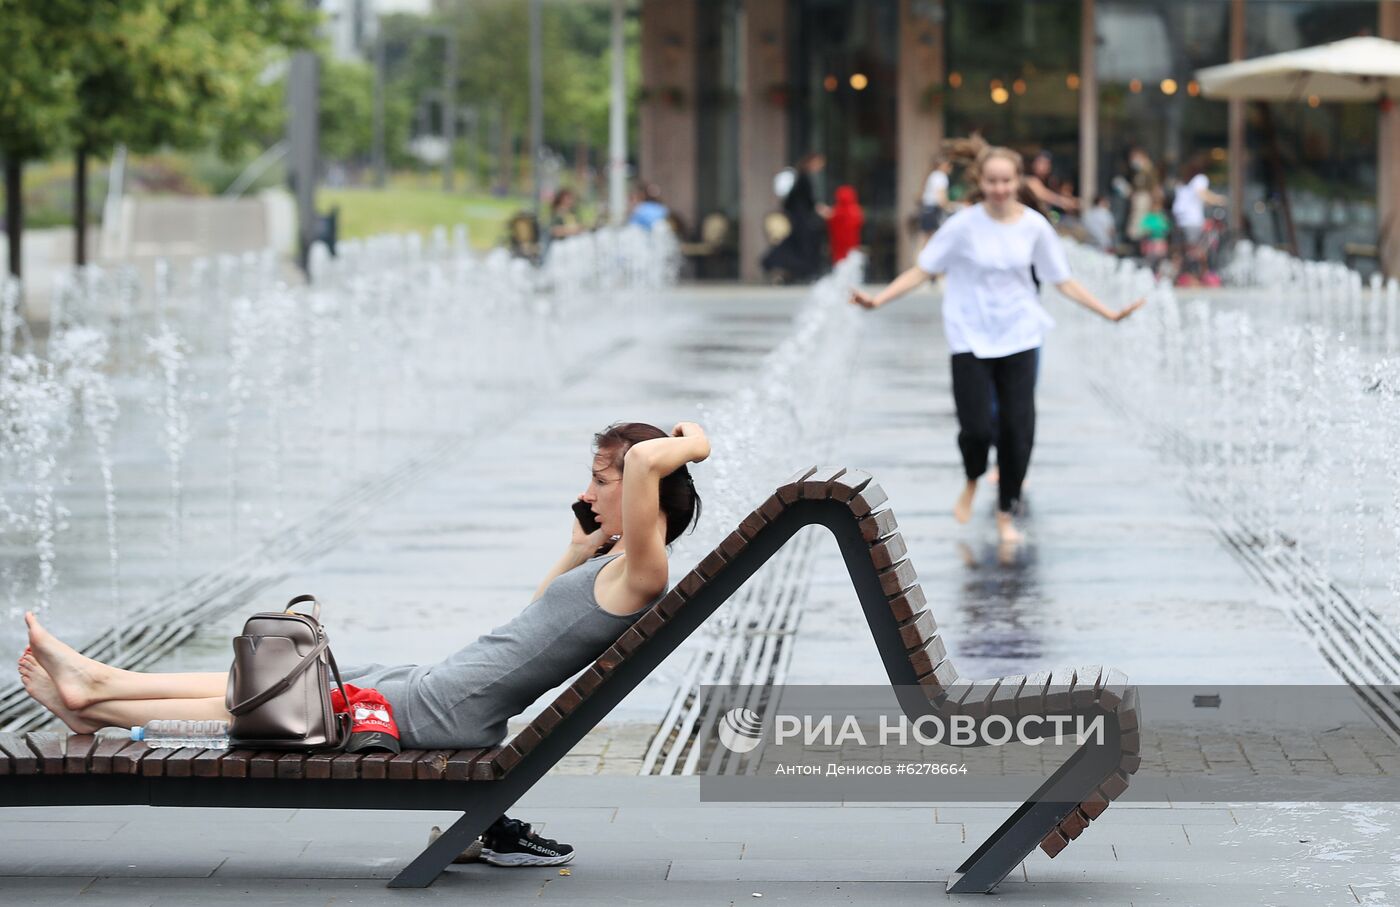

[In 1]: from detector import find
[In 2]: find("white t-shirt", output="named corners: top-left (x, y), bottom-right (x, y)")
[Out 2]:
top-left (921, 170), bottom-right (949, 207)
top-left (916, 204), bottom-right (1072, 359)
top-left (1171, 173), bottom-right (1210, 228)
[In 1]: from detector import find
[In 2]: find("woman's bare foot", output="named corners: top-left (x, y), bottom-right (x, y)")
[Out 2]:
top-left (954, 480), bottom-right (978, 524)
top-left (25, 611), bottom-right (109, 710)
top-left (995, 510), bottom-right (1023, 545)
top-left (18, 653), bottom-right (99, 734)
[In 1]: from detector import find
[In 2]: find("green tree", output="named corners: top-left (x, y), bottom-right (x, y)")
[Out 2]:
top-left (63, 1), bottom-right (315, 264)
top-left (0, 0), bottom-right (79, 280)
top-left (317, 51), bottom-right (412, 167)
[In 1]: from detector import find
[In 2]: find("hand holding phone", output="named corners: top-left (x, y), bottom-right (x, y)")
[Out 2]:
top-left (572, 500), bottom-right (601, 535)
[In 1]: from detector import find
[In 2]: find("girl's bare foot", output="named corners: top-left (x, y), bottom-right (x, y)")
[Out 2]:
top-left (18, 653), bottom-right (99, 734)
top-left (995, 511), bottom-right (1023, 545)
top-left (954, 480), bottom-right (978, 524)
top-left (25, 611), bottom-right (108, 710)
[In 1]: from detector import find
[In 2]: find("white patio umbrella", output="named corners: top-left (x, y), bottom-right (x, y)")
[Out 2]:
top-left (1196, 36), bottom-right (1400, 102)
top-left (1195, 36), bottom-right (1400, 276)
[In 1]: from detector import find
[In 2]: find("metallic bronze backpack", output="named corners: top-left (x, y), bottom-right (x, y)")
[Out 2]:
top-left (225, 594), bottom-right (350, 749)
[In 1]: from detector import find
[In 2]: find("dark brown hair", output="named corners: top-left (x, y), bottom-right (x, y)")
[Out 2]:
top-left (593, 422), bottom-right (702, 545)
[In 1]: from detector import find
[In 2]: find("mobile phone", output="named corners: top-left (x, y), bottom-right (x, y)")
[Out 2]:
top-left (572, 500), bottom-right (600, 534)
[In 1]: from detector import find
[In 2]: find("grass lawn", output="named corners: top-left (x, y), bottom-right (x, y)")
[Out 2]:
top-left (319, 186), bottom-right (529, 249)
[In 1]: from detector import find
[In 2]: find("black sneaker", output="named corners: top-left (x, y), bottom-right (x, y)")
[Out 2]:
top-left (480, 816), bottom-right (575, 867)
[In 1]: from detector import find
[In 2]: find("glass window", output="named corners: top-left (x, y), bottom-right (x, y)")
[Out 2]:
top-left (944, 1), bottom-right (1082, 200)
top-left (1243, 1), bottom-right (1377, 262)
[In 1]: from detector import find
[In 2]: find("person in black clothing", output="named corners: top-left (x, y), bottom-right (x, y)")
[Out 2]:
top-left (762, 153), bottom-right (830, 282)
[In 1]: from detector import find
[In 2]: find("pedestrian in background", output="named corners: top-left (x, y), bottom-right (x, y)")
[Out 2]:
top-left (828, 185), bottom-right (864, 264)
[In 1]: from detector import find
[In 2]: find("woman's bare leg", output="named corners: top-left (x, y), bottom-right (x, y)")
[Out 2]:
top-left (76, 696), bottom-right (231, 731)
top-left (25, 612), bottom-right (226, 709)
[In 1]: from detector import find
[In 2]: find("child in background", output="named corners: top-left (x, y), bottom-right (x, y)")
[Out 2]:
top-left (1139, 191), bottom-right (1171, 271)
top-left (828, 185), bottom-right (865, 264)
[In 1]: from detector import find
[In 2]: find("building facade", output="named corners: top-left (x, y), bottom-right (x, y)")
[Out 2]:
top-left (640, 0), bottom-right (1400, 280)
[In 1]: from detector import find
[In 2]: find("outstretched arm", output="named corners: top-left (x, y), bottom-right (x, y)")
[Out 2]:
top-left (1053, 278), bottom-right (1144, 322)
top-left (850, 265), bottom-right (934, 310)
top-left (616, 423), bottom-right (710, 606)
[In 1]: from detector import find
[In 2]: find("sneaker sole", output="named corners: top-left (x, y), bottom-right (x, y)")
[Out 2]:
top-left (480, 848), bottom-right (574, 867)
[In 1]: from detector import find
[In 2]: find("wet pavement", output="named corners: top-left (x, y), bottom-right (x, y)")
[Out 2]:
top-left (5, 281), bottom-right (1400, 905)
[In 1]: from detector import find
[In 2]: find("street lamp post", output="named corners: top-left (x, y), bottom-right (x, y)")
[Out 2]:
top-left (529, 0), bottom-right (544, 222)
top-left (608, 0), bottom-right (627, 225)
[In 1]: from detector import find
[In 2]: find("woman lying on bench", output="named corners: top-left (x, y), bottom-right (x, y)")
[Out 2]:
top-left (17, 420), bottom-right (709, 867)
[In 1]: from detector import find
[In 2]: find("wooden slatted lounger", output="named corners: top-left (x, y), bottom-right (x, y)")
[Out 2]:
top-left (0, 467), bottom-right (1141, 893)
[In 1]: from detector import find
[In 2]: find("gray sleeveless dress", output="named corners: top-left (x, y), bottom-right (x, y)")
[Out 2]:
top-left (337, 553), bottom-right (653, 749)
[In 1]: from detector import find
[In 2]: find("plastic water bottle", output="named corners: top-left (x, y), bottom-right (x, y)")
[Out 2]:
top-left (131, 719), bottom-right (231, 750)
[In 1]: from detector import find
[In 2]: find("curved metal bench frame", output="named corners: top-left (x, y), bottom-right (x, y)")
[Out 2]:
top-left (0, 467), bottom-right (1140, 894)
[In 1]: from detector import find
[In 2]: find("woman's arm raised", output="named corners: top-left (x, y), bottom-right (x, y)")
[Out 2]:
top-left (616, 423), bottom-right (711, 605)
top-left (850, 265), bottom-right (934, 310)
top-left (1053, 278), bottom-right (1144, 322)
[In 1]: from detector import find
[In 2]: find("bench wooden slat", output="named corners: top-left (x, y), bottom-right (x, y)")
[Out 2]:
top-left (1040, 828), bottom-right (1070, 858)
top-left (847, 482), bottom-right (888, 518)
top-left (89, 735), bottom-right (134, 774)
top-left (828, 468), bottom-right (874, 503)
top-left (776, 466), bottom-right (819, 504)
top-left (857, 508), bottom-right (897, 542)
top-left (595, 645), bottom-right (626, 675)
top-left (1119, 752), bottom-right (1142, 774)
top-left (908, 635), bottom-right (948, 676)
top-left (0, 732), bottom-right (39, 775)
top-left (718, 530), bottom-right (749, 559)
top-left (276, 753), bottom-right (307, 780)
top-left (358, 752), bottom-right (396, 780)
top-left (1059, 807), bottom-right (1090, 840)
top-left (614, 626), bottom-right (648, 656)
top-left (139, 746), bottom-right (177, 776)
top-left (26, 731), bottom-right (66, 774)
top-left (507, 724), bottom-right (543, 759)
top-left (868, 534), bottom-right (908, 570)
top-left (1070, 666), bottom-right (1103, 710)
top-left (1015, 671), bottom-right (1052, 716)
top-left (632, 608), bottom-right (666, 639)
top-left (798, 466), bottom-right (847, 499)
top-left (415, 750), bottom-right (454, 780)
top-left (191, 748), bottom-right (230, 778)
top-left (330, 752), bottom-right (366, 780)
top-left (249, 751), bottom-right (283, 779)
top-left (886, 585), bottom-right (926, 623)
top-left (959, 680), bottom-right (1001, 721)
top-left (470, 748), bottom-right (505, 781)
top-left (1099, 770), bottom-right (1131, 800)
top-left (757, 493), bottom-right (786, 522)
top-left (387, 750), bottom-right (425, 780)
top-left (444, 748), bottom-right (487, 782)
top-left (896, 610), bottom-right (937, 651)
top-left (1097, 668), bottom-right (1130, 711)
top-left (490, 744), bottom-right (523, 776)
top-left (550, 687), bottom-right (584, 716)
top-left (988, 675), bottom-right (1026, 720)
top-left (695, 550), bottom-right (728, 581)
top-left (305, 753), bottom-right (338, 780)
top-left (63, 734), bottom-right (100, 774)
top-left (1043, 670), bottom-right (1075, 713)
top-left (1118, 687), bottom-right (1140, 732)
top-left (917, 658), bottom-right (960, 697)
top-left (877, 559), bottom-right (918, 597)
top-left (219, 749), bottom-right (254, 778)
top-left (111, 742), bottom-right (151, 775)
top-left (654, 589), bottom-right (687, 619)
top-left (737, 508), bottom-right (769, 540)
top-left (162, 747), bottom-right (206, 778)
top-left (1080, 790), bottom-right (1111, 820)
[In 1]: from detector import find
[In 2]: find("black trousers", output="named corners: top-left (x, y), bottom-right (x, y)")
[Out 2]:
top-left (950, 348), bottom-right (1038, 513)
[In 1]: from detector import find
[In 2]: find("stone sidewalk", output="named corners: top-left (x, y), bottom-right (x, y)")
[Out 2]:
top-left (1, 779), bottom-right (1396, 905)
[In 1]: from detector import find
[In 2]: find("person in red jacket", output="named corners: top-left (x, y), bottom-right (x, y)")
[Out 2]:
top-left (827, 184), bottom-right (864, 264)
